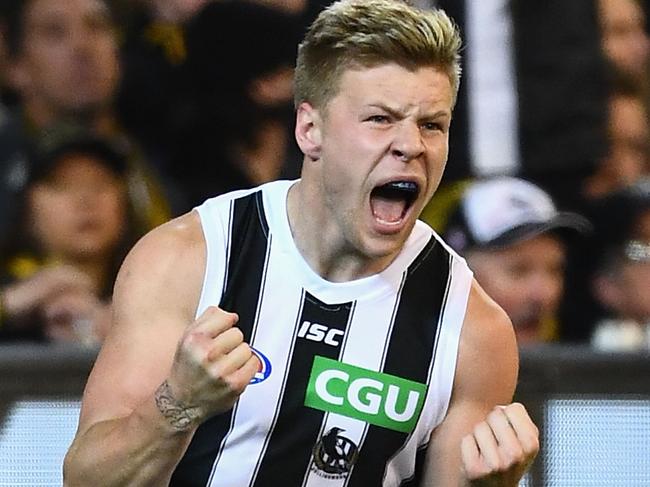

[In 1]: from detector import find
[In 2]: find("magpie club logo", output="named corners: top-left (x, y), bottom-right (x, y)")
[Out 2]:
top-left (312, 427), bottom-right (359, 479)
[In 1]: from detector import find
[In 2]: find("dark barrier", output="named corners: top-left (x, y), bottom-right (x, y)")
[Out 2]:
top-left (0, 344), bottom-right (649, 486)
top-left (516, 345), bottom-right (650, 486)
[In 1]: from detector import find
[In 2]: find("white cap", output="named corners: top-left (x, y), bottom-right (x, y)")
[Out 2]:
top-left (444, 177), bottom-right (590, 252)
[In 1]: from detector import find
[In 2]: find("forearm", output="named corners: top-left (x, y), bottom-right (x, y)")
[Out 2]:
top-left (63, 390), bottom-right (196, 487)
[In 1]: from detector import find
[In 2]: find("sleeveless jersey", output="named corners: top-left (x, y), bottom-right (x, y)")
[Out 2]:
top-left (170, 180), bottom-right (473, 487)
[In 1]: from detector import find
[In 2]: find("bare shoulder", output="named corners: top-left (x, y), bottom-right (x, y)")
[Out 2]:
top-left (455, 277), bottom-right (518, 405)
top-left (119, 210), bottom-right (205, 284)
top-left (422, 281), bottom-right (535, 486)
top-left (113, 210), bottom-right (206, 320)
top-left (77, 211), bottom-right (206, 431)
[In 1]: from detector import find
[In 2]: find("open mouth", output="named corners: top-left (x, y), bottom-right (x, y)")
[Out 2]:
top-left (370, 181), bottom-right (420, 225)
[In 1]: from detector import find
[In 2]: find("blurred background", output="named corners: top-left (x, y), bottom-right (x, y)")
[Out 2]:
top-left (0, 0), bottom-right (649, 485)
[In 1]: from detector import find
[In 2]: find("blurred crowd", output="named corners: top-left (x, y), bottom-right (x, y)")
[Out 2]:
top-left (0, 0), bottom-right (648, 352)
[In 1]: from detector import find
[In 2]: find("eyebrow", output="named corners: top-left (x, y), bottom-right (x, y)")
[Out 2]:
top-left (367, 103), bottom-right (451, 121)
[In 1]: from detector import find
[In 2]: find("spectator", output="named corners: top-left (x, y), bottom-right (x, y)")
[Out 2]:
top-left (598, 0), bottom-right (650, 90)
top-left (0, 0), bottom-right (174, 236)
top-left (115, 0), bottom-right (210, 171)
top-left (250, 0), bottom-right (333, 23)
top-left (0, 14), bottom-right (10, 104)
top-left (559, 73), bottom-right (650, 340)
top-left (0, 125), bottom-right (139, 345)
top-left (432, 0), bottom-right (609, 214)
top-left (252, 0), bottom-right (308, 13)
top-left (585, 73), bottom-right (650, 198)
top-left (587, 179), bottom-right (650, 351)
top-left (170, 0), bottom-right (304, 208)
top-left (138, 0), bottom-right (210, 23)
top-left (443, 177), bottom-right (590, 345)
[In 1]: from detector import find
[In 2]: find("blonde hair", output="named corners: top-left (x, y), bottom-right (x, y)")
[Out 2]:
top-left (294, 0), bottom-right (462, 110)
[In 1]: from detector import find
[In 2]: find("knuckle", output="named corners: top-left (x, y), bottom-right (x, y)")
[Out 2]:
top-left (469, 463), bottom-right (492, 479)
top-left (487, 409), bottom-right (502, 423)
top-left (531, 421), bottom-right (540, 436)
top-left (184, 331), bottom-right (207, 351)
top-left (486, 456), bottom-right (505, 472)
top-left (231, 327), bottom-right (244, 342)
top-left (503, 445), bottom-right (524, 466)
top-left (227, 376), bottom-right (248, 395)
top-left (509, 402), bottom-right (529, 418)
top-left (208, 364), bottom-right (226, 384)
top-left (463, 462), bottom-right (481, 479)
top-left (200, 351), bottom-right (215, 368)
top-left (474, 421), bottom-right (488, 435)
top-left (523, 434), bottom-right (540, 455)
top-left (180, 333), bottom-right (198, 352)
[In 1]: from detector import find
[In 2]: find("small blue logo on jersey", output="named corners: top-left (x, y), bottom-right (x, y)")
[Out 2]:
top-left (250, 347), bottom-right (272, 384)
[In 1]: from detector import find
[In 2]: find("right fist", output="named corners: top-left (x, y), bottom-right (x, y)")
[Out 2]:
top-left (162, 306), bottom-right (259, 427)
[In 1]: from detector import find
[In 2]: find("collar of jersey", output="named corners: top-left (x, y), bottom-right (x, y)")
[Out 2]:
top-left (261, 179), bottom-right (432, 304)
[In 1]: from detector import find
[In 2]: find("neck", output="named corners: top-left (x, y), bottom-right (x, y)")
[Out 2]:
top-left (287, 179), bottom-right (395, 283)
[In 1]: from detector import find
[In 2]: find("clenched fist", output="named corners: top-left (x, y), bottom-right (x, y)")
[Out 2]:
top-left (461, 403), bottom-right (539, 486)
top-left (156, 306), bottom-right (260, 431)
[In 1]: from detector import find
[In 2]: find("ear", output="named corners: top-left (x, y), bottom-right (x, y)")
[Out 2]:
top-left (295, 101), bottom-right (322, 161)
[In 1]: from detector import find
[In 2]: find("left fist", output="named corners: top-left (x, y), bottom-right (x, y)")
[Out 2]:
top-left (461, 402), bottom-right (539, 486)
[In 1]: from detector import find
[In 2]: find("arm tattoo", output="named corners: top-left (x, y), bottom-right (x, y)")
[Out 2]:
top-left (154, 380), bottom-right (201, 432)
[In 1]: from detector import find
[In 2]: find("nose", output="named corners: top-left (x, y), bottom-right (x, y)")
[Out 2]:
top-left (391, 122), bottom-right (424, 162)
top-left (70, 28), bottom-right (94, 61)
top-left (526, 271), bottom-right (561, 310)
top-left (72, 185), bottom-right (98, 207)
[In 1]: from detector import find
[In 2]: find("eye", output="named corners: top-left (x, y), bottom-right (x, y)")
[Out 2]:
top-left (37, 21), bottom-right (68, 43)
top-left (366, 115), bottom-right (390, 124)
top-left (86, 12), bottom-right (113, 35)
top-left (421, 121), bottom-right (445, 132)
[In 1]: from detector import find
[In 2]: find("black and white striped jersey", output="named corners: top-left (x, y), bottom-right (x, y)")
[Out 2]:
top-left (170, 180), bottom-right (473, 487)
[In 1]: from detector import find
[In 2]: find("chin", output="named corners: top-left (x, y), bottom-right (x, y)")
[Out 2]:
top-left (361, 231), bottom-right (411, 262)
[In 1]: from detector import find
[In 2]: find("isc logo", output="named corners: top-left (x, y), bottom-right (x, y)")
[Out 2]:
top-left (297, 320), bottom-right (344, 346)
top-left (304, 356), bottom-right (427, 433)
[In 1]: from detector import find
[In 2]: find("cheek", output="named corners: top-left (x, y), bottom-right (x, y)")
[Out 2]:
top-left (29, 199), bottom-right (74, 247)
top-left (99, 41), bottom-right (120, 75)
top-left (474, 266), bottom-right (521, 308)
top-left (623, 266), bottom-right (650, 300)
top-left (549, 275), bottom-right (564, 302)
top-left (427, 157), bottom-right (447, 193)
top-left (102, 196), bottom-right (128, 233)
top-left (30, 193), bottom-right (69, 226)
top-left (491, 277), bottom-right (526, 311)
top-left (28, 41), bottom-right (68, 73)
top-left (424, 139), bottom-right (449, 187)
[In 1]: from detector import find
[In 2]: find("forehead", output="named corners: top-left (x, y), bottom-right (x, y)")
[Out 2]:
top-left (41, 153), bottom-right (119, 182)
top-left (25, 0), bottom-right (110, 24)
top-left (483, 234), bottom-right (566, 260)
top-left (330, 63), bottom-right (454, 114)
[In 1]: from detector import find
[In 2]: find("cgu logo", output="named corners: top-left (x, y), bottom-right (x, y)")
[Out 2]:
top-left (305, 356), bottom-right (427, 433)
top-left (297, 320), bottom-right (344, 347)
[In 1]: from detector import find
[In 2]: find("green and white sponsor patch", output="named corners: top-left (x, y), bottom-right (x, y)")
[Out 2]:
top-left (304, 356), bottom-right (427, 433)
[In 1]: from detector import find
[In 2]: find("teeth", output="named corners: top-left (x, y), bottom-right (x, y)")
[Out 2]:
top-left (386, 181), bottom-right (418, 193)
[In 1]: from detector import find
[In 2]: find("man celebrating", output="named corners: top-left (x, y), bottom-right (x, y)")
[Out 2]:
top-left (64, 1), bottom-right (538, 485)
